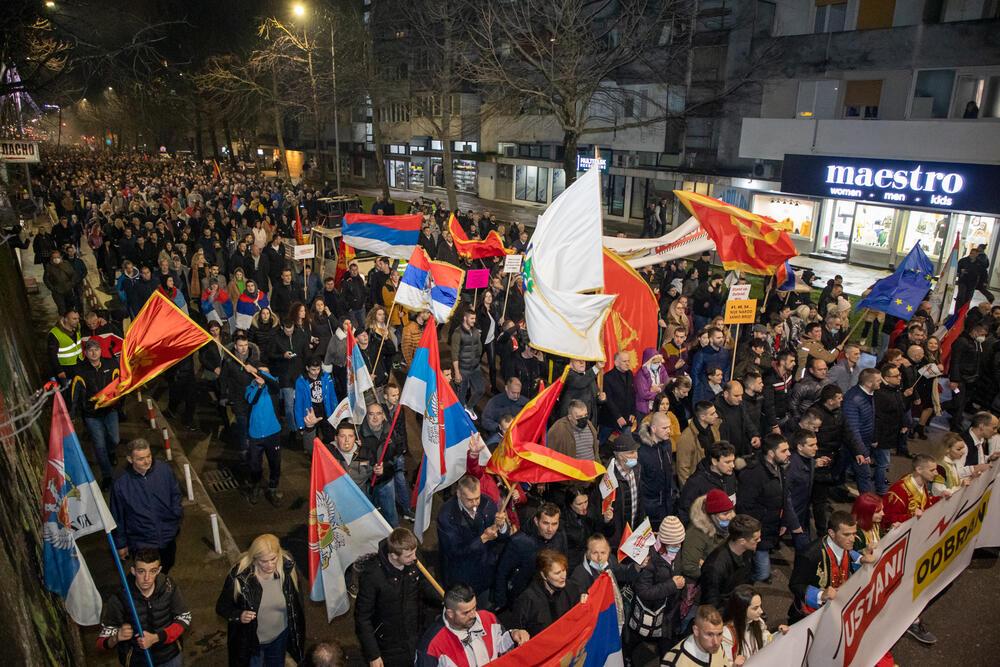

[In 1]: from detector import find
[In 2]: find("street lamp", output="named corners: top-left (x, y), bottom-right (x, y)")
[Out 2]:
top-left (292, 3), bottom-right (306, 17)
top-left (45, 1), bottom-right (55, 7)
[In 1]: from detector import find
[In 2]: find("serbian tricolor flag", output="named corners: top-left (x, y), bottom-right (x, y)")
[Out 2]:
top-left (486, 368), bottom-right (606, 483)
top-left (601, 249), bottom-right (658, 372)
top-left (395, 246), bottom-right (433, 312)
top-left (93, 291), bottom-right (213, 408)
top-left (334, 238), bottom-right (355, 287)
top-left (345, 327), bottom-right (374, 425)
top-left (400, 317), bottom-right (479, 540)
top-left (428, 259), bottom-right (464, 324)
top-left (940, 303), bottom-right (970, 372)
top-left (491, 573), bottom-right (624, 666)
top-left (308, 441), bottom-right (391, 620)
top-left (448, 213), bottom-right (512, 260)
top-left (42, 390), bottom-right (117, 625)
top-left (342, 212), bottom-right (422, 259)
top-left (675, 190), bottom-right (798, 275)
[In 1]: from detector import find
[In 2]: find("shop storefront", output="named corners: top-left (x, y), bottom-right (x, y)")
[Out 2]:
top-left (774, 153), bottom-right (1000, 288)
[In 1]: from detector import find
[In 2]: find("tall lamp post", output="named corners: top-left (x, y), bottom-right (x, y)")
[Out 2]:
top-left (293, 2), bottom-right (342, 192)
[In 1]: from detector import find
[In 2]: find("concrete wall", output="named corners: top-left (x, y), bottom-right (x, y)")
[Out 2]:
top-left (739, 116), bottom-right (1000, 163)
top-left (943, 0), bottom-right (990, 21)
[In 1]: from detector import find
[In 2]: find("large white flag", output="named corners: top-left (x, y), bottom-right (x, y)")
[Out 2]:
top-left (602, 216), bottom-right (716, 269)
top-left (524, 168), bottom-right (616, 361)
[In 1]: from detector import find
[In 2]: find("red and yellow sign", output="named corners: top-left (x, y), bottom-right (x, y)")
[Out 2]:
top-left (724, 298), bottom-right (757, 324)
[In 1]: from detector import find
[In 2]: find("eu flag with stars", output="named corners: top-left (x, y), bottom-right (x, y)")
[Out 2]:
top-left (855, 244), bottom-right (934, 321)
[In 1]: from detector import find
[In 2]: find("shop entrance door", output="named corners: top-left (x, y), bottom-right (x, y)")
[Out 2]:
top-left (815, 200), bottom-right (855, 260)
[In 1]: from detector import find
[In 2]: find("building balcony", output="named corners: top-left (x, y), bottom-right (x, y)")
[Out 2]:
top-left (739, 117), bottom-right (1000, 165)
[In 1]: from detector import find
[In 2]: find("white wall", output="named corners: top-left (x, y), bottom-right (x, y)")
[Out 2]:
top-left (739, 117), bottom-right (1000, 164)
top-left (772, 0), bottom-right (814, 35)
top-left (943, 0), bottom-right (989, 21)
top-left (760, 80), bottom-right (799, 118)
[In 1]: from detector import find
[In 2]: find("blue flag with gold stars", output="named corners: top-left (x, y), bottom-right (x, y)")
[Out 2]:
top-left (855, 244), bottom-right (934, 321)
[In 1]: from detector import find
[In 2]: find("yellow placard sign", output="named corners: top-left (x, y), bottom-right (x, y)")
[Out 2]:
top-left (724, 299), bottom-right (757, 324)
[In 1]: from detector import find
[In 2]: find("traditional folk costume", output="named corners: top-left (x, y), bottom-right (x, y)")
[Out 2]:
top-left (787, 536), bottom-right (863, 623)
top-left (882, 474), bottom-right (940, 529)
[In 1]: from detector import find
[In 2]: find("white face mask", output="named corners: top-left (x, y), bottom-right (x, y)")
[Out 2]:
top-left (975, 336), bottom-right (987, 343)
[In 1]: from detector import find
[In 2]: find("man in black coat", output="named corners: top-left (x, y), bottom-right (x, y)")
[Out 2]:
top-left (873, 365), bottom-right (913, 489)
top-left (785, 429), bottom-right (824, 549)
top-left (355, 529), bottom-right (440, 667)
top-left (948, 323), bottom-right (986, 430)
top-left (493, 503), bottom-right (567, 611)
top-left (678, 441), bottom-right (738, 524)
top-left (714, 381), bottom-right (760, 458)
top-left (246, 244), bottom-right (271, 293)
top-left (341, 262), bottom-right (368, 328)
top-left (637, 412), bottom-right (677, 528)
top-left (736, 434), bottom-right (801, 583)
top-left (269, 268), bottom-right (296, 322)
top-left (436, 475), bottom-right (509, 606)
top-left (598, 352), bottom-right (636, 443)
top-left (698, 514), bottom-right (761, 609)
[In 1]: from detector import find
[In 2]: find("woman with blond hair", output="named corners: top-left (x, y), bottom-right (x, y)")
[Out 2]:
top-left (216, 533), bottom-right (305, 667)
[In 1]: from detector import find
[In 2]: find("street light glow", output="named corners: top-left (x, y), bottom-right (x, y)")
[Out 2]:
top-left (45, 1), bottom-right (56, 7)
top-left (292, 3), bottom-right (307, 17)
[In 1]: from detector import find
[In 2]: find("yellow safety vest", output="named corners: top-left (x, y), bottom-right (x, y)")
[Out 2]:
top-left (50, 325), bottom-right (82, 366)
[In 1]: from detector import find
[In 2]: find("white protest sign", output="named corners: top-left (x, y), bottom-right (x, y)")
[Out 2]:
top-left (727, 283), bottom-right (751, 301)
top-left (503, 254), bottom-right (523, 274)
top-left (617, 518), bottom-right (655, 564)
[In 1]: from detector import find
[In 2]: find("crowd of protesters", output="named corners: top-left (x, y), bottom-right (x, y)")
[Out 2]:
top-left (27, 149), bottom-right (1000, 666)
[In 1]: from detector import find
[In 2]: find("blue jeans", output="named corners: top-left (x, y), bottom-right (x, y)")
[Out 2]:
top-left (159, 654), bottom-right (183, 667)
top-left (250, 628), bottom-right (287, 667)
top-left (751, 548), bottom-right (771, 582)
top-left (394, 454), bottom-right (411, 515)
top-left (852, 450), bottom-right (874, 494)
top-left (83, 412), bottom-right (119, 480)
top-left (372, 482), bottom-right (399, 527)
top-left (279, 387), bottom-right (296, 433)
top-left (872, 447), bottom-right (892, 495)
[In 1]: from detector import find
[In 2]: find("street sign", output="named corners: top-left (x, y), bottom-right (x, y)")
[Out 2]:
top-left (503, 254), bottom-right (523, 274)
top-left (727, 284), bottom-right (751, 301)
top-left (724, 299), bottom-right (757, 324)
top-left (0, 140), bottom-right (40, 163)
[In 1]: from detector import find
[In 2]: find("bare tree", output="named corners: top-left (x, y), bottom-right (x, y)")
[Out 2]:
top-left (464, 0), bottom-right (695, 186)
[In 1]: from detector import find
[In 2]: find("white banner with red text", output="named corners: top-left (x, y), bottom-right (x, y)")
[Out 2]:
top-left (747, 461), bottom-right (1000, 666)
top-left (602, 217), bottom-right (715, 269)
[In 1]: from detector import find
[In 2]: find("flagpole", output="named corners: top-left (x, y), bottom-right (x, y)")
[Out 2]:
top-left (500, 273), bottom-right (513, 322)
top-left (730, 324), bottom-right (740, 378)
top-left (104, 534), bottom-right (156, 667)
top-left (373, 303), bottom-right (396, 373)
top-left (371, 399), bottom-right (403, 487)
top-left (843, 308), bottom-right (869, 348)
top-left (415, 559), bottom-right (445, 597)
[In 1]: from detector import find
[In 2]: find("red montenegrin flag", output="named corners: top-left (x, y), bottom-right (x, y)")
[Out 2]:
top-left (448, 213), bottom-right (513, 260)
top-left (295, 204), bottom-right (306, 245)
top-left (675, 190), bottom-right (798, 275)
top-left (601, 249), bottom-right (658, 372)
top-left (334, 238), bottom-right (355, 287)
top-left (93, 291), bottom-right (213, 408)
top-left (486, 369), bottom-right (605, 483)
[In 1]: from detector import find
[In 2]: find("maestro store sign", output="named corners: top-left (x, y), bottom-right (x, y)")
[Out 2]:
top-left (781, 154), bottom-right (1000, 214)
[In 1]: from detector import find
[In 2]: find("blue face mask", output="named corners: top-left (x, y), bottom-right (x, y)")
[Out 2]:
top-left (589, 560), bottom-right (607, 571)
top-left (625, 458), bottom-right (638, 468)
top-left (717, 519), bottom-right (731, 529)
top-left (666, 546), bottom-right (681, 554)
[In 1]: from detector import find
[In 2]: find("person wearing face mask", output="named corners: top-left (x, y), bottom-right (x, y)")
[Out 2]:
top-left (546, 400), bottom-right (601, 464)
top-left (679, 490), bottom-right (736, 587)
top-left (604, 432), bottom-right (645, 546)
top-left (638, 412), bottom-right (678, 527)
top-left (509, 549), bottom-right (575, 636)
top-left (635, 348), bottom-right (670, 417)
top-left (567, 534), bottom-right (639, 616)
top-left (559, 358), bottom-right (600, 418)
top-left (599, 352), bottom-right (638, 443)
top-left (43, 248), bottom-right (80, 315)
top-left (623, 517), bottom-right (687, 662)
top-left (561, 488), bottom-right (613, 567)
top-left (678, 442), bottom-right (738, 524)
top-left (947, 323), bottom-right (987, 431)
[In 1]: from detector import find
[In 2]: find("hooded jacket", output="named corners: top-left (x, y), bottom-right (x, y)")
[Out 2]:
top-left (635, 347), bottom-right (670, 416)
top-left (677, 496), bottom-right (727, 580)
top-left (675, 420), bottom-right (721, 485)
top-left (678, 459), bottom-right (738, 524)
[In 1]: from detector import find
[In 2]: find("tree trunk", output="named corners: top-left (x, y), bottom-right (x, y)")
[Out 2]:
top-left (562, 129), bottom-right (579, 187)
top-left (208, 114), bottom-right (220, 160)
top-left (271, 70), bottom-right (291, 181)
top-left (441, 103), bottom-right (457, 212)
top-left (372, 108), bottom-right (390, 201)
top-left (223, 120), bottom-right (237, 167)
top-left (193, 103), bottom-right (204, 161)
top-left (307, 49), bottom-right (326, 183)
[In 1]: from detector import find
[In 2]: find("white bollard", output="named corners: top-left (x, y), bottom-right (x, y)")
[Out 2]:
top-left (137, 390), bottom-right (143, 403)
top-left (210, 513), bottom-right (222, 554)
top-left (162, 427), bottom-right (172, 461)
top-left (183, 463), bottom-right (194, 501)
top-left (146, 399), bottom-right (156, 429)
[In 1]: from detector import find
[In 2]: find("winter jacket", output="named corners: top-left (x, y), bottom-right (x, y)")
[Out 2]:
top-left (736, 454), bottom-right (799, 550)
top-left (245, 375), bottom-right (281, 440)
top-left (873, 384), bottom-right (912, 449)
top-left (400, 320), bottom-right (423, 365)
top-left (358, 419), bottom-right (400, 488)
top-left (494, 522), bottom-right (568, 609)
top-left (678, 459), bottom-right (738, 525)
top-left (355, 539), bottom-right (439, 666)
top-left (71, 358), bottom-right (118, 418)
top-left (698, 542), bottom-right (752, 609)
top-left (788, 371), bottom-right (830, 423)
top-left (785, 451), bottom-right (814, 531)
top-left (677, 496), bottom-right (727, 580)
top-left (560, 368), bottom-right (600, 418)
top-left (109, 460), bottom-right (183, 550)
top-left (637, 429), bottom-right (677, 526)
top-left (220, 346), bottom-right (261, 416)
top-left (509, 577), bottom-right (575, 637)
top-left (635, 362), bottom-right (670, 416)
top-left (215, 557), bottom-right (305, 667)
top-left (600, 366), bottom-right (636, 428)
top-left (561, 507), bottom-right (612, 567)
top-left (98, 573), bottom-right (191, 666)
top-left (546, 416), bottom-right (600, 462)
top-left (761, 368), bottom-right (794, 431)
top-left (691, 345), bottom-right (731, 403)
top-left (828, 359), bottom-right (861, 393)
top-left (437, 495), bottom-right (508, 596)
top-left (293, 372), bottom-right (338, 429)
top-left (675, 420), bottom-right (721, 485)
top-left (714, 393), bottom-right (758, 457)
top-left (481, 392), bottom-right (528, 436)
top-left (342, 274), bottom-right (367, 311)
top-left (949, 333), bottom-right (982, 384)
top-left (44, 258), bottom-right (77, 295)
top-left (634, 549), bottom-right (684, 642)
top-left (842, 385), bottom-right (876, 450)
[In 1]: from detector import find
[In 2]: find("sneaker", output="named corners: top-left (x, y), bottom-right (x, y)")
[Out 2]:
top-left (906, 621), bottom-right (937, 645)
top-left (465, 407), bottom-right (478, 421)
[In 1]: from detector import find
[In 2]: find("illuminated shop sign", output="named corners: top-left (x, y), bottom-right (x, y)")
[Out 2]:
top-left (780, 154), bottom-right (1000, 214)
top-left (577, 155), bottom-right (608, 172)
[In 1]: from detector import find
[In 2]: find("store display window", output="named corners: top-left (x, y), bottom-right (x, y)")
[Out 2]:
top-left (751, 194), bottom-right (817, 239)
top-left (852, 204), bottom-right (896, 250)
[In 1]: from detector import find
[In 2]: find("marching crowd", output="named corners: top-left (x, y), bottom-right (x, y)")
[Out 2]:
top-left (29, 149), bottom-right (1000, 666)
